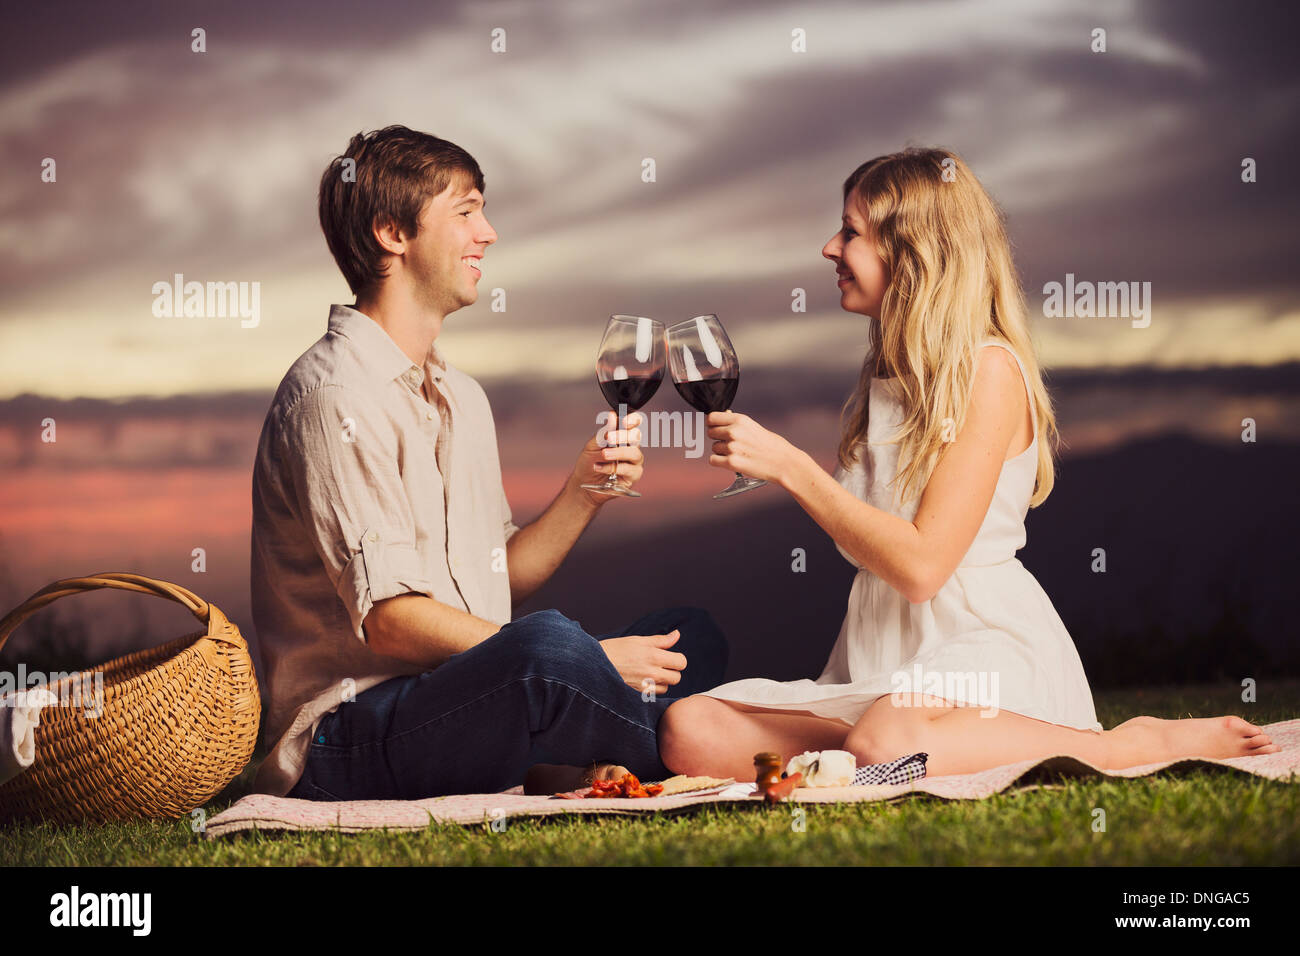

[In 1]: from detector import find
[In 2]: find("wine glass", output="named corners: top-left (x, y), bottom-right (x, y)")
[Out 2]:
top-left (667, 314), bottom-right (767, 499)
top-left (580, 315), bottom-right (665, 498)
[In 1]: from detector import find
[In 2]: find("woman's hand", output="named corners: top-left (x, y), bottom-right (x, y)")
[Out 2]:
top-left (570, 411), bottom-right (645, 506)
top-left (599, 631), bottom-right (687, 696)
top-left (706, 411), bottom-right (804, 487)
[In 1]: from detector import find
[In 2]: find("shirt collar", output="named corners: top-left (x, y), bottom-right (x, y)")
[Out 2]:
top-left (328, 304), bottom-right (447, 391)
top-left (426, 340), bottom-right (448, 384)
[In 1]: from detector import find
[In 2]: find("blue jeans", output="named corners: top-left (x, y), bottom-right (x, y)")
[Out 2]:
top-left (287, 606), bottom-right (727, 800)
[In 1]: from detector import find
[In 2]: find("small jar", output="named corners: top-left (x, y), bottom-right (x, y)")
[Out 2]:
top-left (754, 752), bottom-right (783, 795)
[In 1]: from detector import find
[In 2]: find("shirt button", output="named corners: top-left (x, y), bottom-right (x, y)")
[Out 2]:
top-left (426, 410), bottom-right (435, 421)
top-left (368, 531), bottom-right (379, 543)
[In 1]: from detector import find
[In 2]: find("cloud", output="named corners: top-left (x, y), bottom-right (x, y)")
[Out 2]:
top-left (0, 0), bottom-right (1297, 401)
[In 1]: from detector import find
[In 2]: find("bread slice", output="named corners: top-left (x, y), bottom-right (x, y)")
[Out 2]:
top-left (655, 774), bottom-right (735, 796)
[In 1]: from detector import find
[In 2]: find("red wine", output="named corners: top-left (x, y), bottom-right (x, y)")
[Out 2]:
top-left (674, 377), bottom-right (738, 413)
top-left (599, 375), bottom-right (661, 411)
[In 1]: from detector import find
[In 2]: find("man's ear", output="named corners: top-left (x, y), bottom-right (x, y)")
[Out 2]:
top-left (372, 216), bottom-right (407, 257)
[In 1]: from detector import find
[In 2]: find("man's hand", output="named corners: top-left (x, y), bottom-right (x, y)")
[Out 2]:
top-left (571, 410), bottom-right (646, 506)
top-left (599, 630), bottom-right (686, 696)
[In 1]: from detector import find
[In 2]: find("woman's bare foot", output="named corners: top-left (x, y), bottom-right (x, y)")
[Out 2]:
top-left (1105, 715), bottom-right (1280, 769)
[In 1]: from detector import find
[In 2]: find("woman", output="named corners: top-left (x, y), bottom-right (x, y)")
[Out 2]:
top-left (658, 147), bottom-right (1279, 780)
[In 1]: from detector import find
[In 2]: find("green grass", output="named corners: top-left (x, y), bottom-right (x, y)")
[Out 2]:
top-left (3, 680), bottom-right (1298, 866)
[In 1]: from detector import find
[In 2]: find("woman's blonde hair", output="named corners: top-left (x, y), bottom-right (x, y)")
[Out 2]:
top-left (836, 146), bottom-right (1060, 510)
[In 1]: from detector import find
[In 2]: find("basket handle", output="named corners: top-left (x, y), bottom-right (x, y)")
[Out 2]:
top-left (0, 572), bottom-right (212, 654)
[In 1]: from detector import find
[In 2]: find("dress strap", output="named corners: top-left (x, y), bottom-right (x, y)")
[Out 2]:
top-left (981, 338), bottom-right (1036, 435)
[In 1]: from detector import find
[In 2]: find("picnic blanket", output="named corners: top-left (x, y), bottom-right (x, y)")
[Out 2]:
top-left (201, 718), bottom-right (1300, 839)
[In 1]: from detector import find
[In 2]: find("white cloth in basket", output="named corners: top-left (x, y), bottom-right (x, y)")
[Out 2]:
top-left (0, 688), bottom-right (58, 786)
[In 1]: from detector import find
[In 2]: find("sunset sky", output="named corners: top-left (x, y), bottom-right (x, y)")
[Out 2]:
top-left (2, 0), bottom-right (1297, 400)
top-left (1, 0), bottom-right (1297, 656)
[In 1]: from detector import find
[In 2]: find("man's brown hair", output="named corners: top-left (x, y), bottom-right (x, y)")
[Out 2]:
top-left (318, 125), bottom-right (486, 294)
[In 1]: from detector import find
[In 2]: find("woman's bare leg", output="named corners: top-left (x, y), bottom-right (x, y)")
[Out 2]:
top-left (658, 695), bottom-right (851, 780)
top-left (846, 693), bottom-right (1281, 776)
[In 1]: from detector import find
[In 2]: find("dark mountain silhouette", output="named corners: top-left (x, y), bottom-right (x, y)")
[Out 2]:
top-left (4, 431), bottom-right (1294, 698)
top-left (518, 433), bottom-right (1300, 690)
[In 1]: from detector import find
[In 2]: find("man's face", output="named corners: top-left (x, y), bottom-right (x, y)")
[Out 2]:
top-left (403, 176), bottom-right (497, 315)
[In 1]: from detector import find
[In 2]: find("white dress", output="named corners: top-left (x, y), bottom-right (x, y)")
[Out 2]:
top-left (702, 339), bottom-right (1102, 732)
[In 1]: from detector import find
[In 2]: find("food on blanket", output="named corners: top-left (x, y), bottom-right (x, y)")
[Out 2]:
top-left (553, 774), bottom-right (733, 800)
top-left (583, 772), bottom-right (664, 798)
top-left (785, 749), bottom-right (856, 787)
top-left (656, 774), bottom-right (735, 796)
top-left (754, 751), bottom-right (783, 794)
top-left (763, 771), bottom-right (803, 803)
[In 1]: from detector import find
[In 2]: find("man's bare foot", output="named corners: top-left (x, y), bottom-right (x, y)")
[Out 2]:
top-left (1105, 715), bottom-right (1281, 769)
top-left (582, 761), bottom-right (631, 785)
top-left (522, 762), bottom-right (630, 795)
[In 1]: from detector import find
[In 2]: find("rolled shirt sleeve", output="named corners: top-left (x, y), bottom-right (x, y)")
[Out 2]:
top-left (501, 479), bottom-right (520, 543)
top-left (278, 385), bottom-right (435, 642)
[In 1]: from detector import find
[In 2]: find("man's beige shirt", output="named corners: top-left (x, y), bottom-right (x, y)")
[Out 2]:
top-left (250, 304), bottom-right (518, 797)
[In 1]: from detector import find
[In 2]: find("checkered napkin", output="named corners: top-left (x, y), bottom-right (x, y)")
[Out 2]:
top-left (851, 752), bottom-right (928, 786)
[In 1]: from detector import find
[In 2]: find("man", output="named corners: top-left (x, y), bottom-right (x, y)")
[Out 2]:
top-left (249, 125), bottom-right (726, 800)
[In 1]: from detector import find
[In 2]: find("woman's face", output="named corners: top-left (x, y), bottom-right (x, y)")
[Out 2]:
top-left (821, 193), bottom-right (889, 318)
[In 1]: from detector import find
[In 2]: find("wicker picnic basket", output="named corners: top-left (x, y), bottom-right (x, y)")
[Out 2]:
top-left (0, 572), bottom-right (260, 824)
